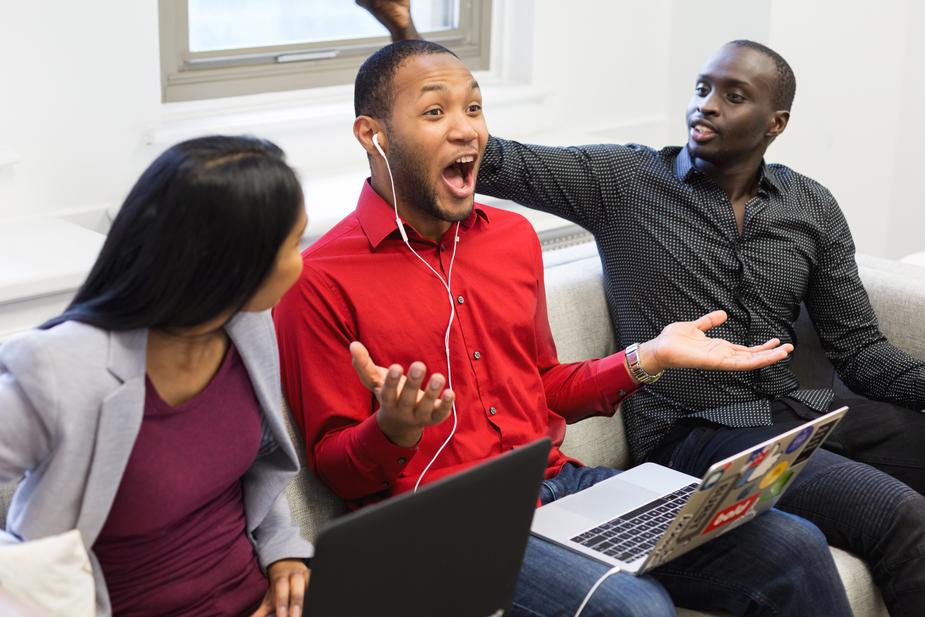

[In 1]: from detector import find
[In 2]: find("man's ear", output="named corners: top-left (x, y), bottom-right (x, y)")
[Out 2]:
top-left (354, 116), bottom-right (384, 156)
top-left (767, 110), bottom-right (790, 139)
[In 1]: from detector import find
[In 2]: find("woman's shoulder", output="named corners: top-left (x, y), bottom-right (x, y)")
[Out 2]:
top-left (0, 321), bottom-right (118, 390)
top-left (2, 320), bottom-right (109, 360)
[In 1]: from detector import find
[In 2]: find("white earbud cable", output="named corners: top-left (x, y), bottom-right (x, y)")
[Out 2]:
top-left (574, 565), bottom-right (623, 617)
top-left (376, 134), bottom-right (460, 492)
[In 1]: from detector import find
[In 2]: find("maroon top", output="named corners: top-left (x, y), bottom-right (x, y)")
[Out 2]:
top-left (93, 343), bottom-right (267, 616)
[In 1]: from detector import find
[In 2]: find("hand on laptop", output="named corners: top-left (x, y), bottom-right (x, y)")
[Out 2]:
top-left (635, 310), bottom-right (794, 375)
top-left (249, 559), bottom-right (310, 617)
top-left (350, 341), bottom-right (456, 448)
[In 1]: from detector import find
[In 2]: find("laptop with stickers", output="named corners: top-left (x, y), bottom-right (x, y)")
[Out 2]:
top-left (530, 407), bottom-right (848, 574)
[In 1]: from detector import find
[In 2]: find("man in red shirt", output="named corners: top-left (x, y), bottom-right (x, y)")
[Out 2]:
top-left (273, 40), bottom-right (850, 617)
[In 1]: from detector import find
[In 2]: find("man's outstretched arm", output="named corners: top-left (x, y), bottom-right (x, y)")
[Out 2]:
top-left (476, 136), bottom-right (646, 236)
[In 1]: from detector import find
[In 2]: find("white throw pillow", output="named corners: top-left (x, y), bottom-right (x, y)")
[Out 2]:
top-left (0, 530), bottom-right (94, 617)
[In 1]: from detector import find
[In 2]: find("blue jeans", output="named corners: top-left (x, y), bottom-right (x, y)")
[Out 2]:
top-left (511, 464), bottom-right (851, 617)
top-left (662, 399), bottom-right (925, 616)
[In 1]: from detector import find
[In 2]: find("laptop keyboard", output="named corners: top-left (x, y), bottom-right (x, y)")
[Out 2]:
top-left (570, 483), bottom-right (697, 563)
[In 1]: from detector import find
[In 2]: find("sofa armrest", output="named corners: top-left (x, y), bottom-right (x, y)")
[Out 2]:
top-left (856, 255), bottom-right (925, 359)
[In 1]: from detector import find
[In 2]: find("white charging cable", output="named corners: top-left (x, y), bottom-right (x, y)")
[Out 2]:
top-left (373, 133), bottom-right (461, 492)
top-left (573, 565), bottom-right (623, 617)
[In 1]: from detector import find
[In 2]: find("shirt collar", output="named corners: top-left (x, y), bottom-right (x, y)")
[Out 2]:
top-left (356, 179), bottom-right (489, 249)
top-left (674, 146), bottom-right (784, 194)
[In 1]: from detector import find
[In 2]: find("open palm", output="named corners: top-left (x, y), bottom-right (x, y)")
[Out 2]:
top-left (649, 310), bottom-right (793, 373)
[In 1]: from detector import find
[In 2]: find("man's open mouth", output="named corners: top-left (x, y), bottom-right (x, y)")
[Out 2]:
top-left (441, 154), bottom-right (477, 198)
top-left (690, 121), bottom-right (718, 144)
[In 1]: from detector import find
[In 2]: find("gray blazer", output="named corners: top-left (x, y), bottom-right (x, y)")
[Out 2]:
top-left (0, 311), bottom-right (314, 616)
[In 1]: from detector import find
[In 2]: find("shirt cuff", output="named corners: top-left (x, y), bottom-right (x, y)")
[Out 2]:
top-left (593, 350), bottom-right (640, 411)
top-left (353, 413), bottom-right (419, 485)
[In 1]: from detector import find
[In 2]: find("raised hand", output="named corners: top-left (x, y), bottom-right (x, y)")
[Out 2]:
top-left (356, 0), bottom-right (420, 40)
top-left (635, 310), bottom-right (794, 376)
top-left (350, 341), bottom-right (454, 447)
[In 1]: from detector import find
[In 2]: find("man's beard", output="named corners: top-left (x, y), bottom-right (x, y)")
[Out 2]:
top-left (388, 135), bottom-right (472, 223)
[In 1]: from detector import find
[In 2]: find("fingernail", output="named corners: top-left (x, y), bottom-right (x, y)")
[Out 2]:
top-left (293, 607), bottom-right (302, 617)
top-left (429, 376), bottom-right (441, 389)
top-left (388, 366), bottom-right (401, 379)
top-left (410, 366), bottom-right (424, 379)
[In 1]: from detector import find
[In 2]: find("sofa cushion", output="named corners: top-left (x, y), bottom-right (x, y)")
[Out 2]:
top-left (0, 481), bottom-right (13, 530)
top-left (543, 251), bottom-right (629, 470)
top-left (280, 398), bottom-right (346, 543)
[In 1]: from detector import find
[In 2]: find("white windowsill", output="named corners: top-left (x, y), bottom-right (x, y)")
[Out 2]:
top-left (0, 219), bottom-right (106, 305)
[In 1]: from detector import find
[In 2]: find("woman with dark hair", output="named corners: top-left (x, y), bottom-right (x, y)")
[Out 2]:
top-left (0, 136), bottom-right (313, 617)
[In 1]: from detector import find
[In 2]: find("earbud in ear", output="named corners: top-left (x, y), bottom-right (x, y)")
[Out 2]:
top-left (373, 132), bottom-right (385, 157)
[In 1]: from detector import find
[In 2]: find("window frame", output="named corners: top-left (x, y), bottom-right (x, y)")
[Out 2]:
top-left (158, 0), bottom-right (492, 103)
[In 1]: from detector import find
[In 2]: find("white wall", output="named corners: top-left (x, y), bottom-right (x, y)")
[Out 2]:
top-left (1, 0), bottom-right (923, 257)
top-left (0, 1), bottom-right (162, 224)
top-left (768, 0), bottom-right (915, 257)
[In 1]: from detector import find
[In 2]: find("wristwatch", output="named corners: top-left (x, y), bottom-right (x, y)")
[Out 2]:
top-left (625, 343), bottom-right (664, 385)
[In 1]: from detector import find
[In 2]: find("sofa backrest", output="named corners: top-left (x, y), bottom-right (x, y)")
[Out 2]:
top-left (4, 247), bottom-right (925, 544)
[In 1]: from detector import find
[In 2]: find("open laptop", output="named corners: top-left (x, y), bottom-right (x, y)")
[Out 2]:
top-left (531, 407), bottom-right (848, 574)
top-left (303, 438), bottom-right (551, 617)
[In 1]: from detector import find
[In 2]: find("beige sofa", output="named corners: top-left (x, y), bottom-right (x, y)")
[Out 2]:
top-left (5, 242), bottom-right (921, 615)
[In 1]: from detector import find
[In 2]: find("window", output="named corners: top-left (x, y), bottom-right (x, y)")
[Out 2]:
top-left (159, 0), bottom-right (492, 102)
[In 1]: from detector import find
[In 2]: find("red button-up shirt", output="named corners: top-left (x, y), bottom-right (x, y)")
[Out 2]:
top-left (274, 181), bottom-right (638, 507)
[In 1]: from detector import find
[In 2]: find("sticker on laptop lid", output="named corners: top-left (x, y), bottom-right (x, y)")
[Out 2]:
top-left (759, 460), bottom-right (790, 490)
top-left (793, 420), bottom-right (838, 466)
top-left (700, 462), bottom-right (732, 491)
top-left (767, 468), bottom-right (794, 497)
top-left (702, 494), bottom-right (760, 535)
top-left (785, 425), bottom-right (814, 454)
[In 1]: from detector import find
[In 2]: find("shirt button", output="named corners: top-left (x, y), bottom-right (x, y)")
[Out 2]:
top-left (456, 295), bottom-right (465, 304)
top-left (473, 351), bottom-right (481, 360)
top-left (618, 389), bottom-right (626, 397)
top-left (382, 480), bottom-right (390, 488)
top-left (489, 406), bottom-right (497, 415)
top-left (397, 457), bottom-right (407, 465)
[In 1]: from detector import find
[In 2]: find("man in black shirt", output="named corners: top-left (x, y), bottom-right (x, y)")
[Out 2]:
top-left (478, 43), bottom-right (925, 480)
top-left (474, 40), bottom-right (925, 615)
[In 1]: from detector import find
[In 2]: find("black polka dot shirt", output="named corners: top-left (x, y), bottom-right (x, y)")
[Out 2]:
top-left (477, 136), bottom-right (925, 463)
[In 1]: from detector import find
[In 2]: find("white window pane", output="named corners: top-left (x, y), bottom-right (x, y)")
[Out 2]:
top-left (189, 0), bottom-right (459, 52)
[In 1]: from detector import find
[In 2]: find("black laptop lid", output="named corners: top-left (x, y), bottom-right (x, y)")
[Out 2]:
top-left (304, 438), bottom-right (551, 617)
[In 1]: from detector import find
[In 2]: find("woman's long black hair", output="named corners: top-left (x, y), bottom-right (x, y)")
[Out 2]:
top-left (44, 136), bottom-right (303, 330)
